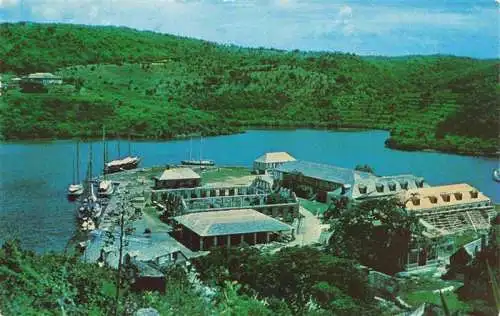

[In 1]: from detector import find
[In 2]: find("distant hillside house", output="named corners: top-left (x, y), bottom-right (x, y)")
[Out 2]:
top-left (154, 167), bottom-right (201, 189)
top-left (253, 152), bottom-right (296, 174)
top-left (273, 160), bottom-right (375, 202)
top-left (23, 72), bottom-right (63, 85)
top-left (172, 208), bottom-right (293, 251)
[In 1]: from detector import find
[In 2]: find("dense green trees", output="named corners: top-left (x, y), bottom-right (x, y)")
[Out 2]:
top-left (326, 198), bottom-right (420, 275)
top-left (0, 22), bottom-right (498, 156)
top-left (193, 246), bottom-right (379, 315)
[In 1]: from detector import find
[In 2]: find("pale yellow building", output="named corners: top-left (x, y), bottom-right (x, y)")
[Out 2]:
top-left (253, 152), bottom-right (296, 174)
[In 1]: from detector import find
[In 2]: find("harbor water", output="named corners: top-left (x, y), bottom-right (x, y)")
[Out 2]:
top-left (0, 129), bottom-right (498, 253)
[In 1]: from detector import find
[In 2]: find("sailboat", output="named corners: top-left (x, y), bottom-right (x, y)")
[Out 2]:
top-left (181, 136), bottom-right (215, 166)
top-left (67, 141), bottom-right (84, 199)
top-left (493, 168), bottom-right (500, 182)
top-left (103, 134), bottom-right (140, 174)
top-left (98, 126), bottom-right (115, 198)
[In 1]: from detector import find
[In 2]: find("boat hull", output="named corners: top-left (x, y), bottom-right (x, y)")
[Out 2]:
top-left (493, 169), bottom-right (500, 182)
top-left (181, 160), bottom-right (215, 166)
top-left (104, 159), bottom-right (140, 174)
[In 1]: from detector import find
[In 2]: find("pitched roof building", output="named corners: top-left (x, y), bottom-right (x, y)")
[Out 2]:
top-left (253, 152), bottom-right (296, 174)
top-left (172, 208), bottom-right (293, 251)
top-left (273, 160), bottom-right (375, 202)
top-left (334, 174), bottom-right (428, 201)
top-left (400, 183), bottom-right (494, 236)
top-left (154, 167), bottom-right (201, 189)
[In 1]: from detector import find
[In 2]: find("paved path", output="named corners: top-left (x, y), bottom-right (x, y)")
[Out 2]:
top-left (290, 206), bottom-right (322, 246)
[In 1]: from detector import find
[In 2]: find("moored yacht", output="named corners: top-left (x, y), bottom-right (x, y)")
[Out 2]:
top-left (104, 156), bottom-right (140, 174)
top-left (97, 180), bottom-right (114, 198)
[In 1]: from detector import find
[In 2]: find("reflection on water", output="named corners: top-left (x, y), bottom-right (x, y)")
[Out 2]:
top-left (0, 129), bottom-right (498, 252)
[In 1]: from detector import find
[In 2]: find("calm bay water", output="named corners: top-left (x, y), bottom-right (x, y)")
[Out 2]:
top-left (0, 129), bottom-right (498, 253)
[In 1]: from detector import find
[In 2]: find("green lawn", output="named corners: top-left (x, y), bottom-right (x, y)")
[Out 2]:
top-left (399, 277), bottom-right (470, 313)
top-left (298, 198), bottom-right (329, 215)
top-left (201, 167), bottom-right (252, 184)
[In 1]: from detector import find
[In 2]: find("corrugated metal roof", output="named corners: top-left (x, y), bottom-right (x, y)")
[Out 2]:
top-left (276, 160), bottom-right (373, 185)
top-left (173, 208), bottom-right (292, 237)
top-left (254, 152), bottom-right (296, 164)
top-left (158, 167), bottom-right (200, 181)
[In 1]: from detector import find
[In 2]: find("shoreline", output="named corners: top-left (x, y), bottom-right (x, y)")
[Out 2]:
top-left (1, 126), bottom-right (498, 159)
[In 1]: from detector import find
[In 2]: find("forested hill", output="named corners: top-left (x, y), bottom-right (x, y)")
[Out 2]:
top-left (0, 22), bottom-right (498, 156)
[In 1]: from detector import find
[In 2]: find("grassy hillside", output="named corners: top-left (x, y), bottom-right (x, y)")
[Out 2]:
top-left (0, 22), bottom-right (498, 156)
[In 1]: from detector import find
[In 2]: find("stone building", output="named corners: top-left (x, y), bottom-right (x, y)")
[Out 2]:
top-left (273, 160), bottom-right (375, 202)
top-left (153, 167), bottom-right (201, 189)
top-left (253, 152), bottom-right (296, 174)
top-left (330, 174), bottom-right (429, 203)
top-left (399, 183), bottom-right (495, 272)
top-left (172, 208), bottom-right (293, 251)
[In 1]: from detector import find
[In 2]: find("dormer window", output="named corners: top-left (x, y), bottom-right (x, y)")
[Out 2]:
top-left (388, 182), bottom-right (396, 191)
top-left (429, 196), bottom-right (438, 204)
top-left (412, 198), bottom-right (420, 206)
top-left (470, 190), bottom-right (478, 199)
top-left (399, 180), bottom-right (409, 190)
top-left (358, 184), bottom-right (367, 194)
top-left (375, 183), bottom-right (384, 193)
top-left (441, 194), bottom-right (450, 202)
top-left (454, 192), bottom-right (463, 200)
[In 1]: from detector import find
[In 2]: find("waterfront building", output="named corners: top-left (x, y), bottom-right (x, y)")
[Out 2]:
top-left (330, 174), bottom-right (429, 203)
top-left (253, 152), bottom-right (296, 174)
top-left (172, 208), bottom-right (293, 251)
top-left (399, 183), bottom-right (495, 273)
top-left (153, 167), bottom-right (201, 189)
top-left (273, 160), bottom-right (375, 202)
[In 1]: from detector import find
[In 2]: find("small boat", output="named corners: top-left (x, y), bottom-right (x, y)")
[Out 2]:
top-left (104, 156), bottom-right (141, 174)
top-left (92, 202), bottom-right (102, 219)
top-left (97, 180), bottom-right (114, 198)
top-left (68, 183), bottom-right (84, 197)
top-left (68, 141), bottom-right (84, 199)
top-left (181, 136), bottom-right (215, 166)
top-left (493, 168), bottom-right (500, 182)
top-left (181, 159), bottom-right (215, 166)
top-left (81, 217), bottom-right (96, 231)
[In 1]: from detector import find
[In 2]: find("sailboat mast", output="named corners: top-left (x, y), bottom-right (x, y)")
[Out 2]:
top-left (190, 137), bottom-right (193, 161)
top-left (128, 133), bottom-right (131, 157)
top-left (102, 125), bottom-right (107, 179)
top-left (76, 140), bottom-right (80, 183)
top-left (72, 155), bottom-right (76, 184)
top-left (117, 137), bottom-right (121, 158)
top-left (199, 136), bottom-right (202, 163)
top-left (89, 142), bottom-right (93, 182)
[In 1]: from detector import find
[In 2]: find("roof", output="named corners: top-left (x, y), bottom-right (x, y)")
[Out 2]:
top-left (157, 167), bottom-right (200, 181)
top-left (343, 174), bottom-right (428, 200)
top-left (401, 183), bottom-right (491, 211)
top-left (173, 208), bottom-right (293, 237)
top-left (254, 152), bottom-right (296, 164)
top-left (83, 229), bottom-right (182, 268)
top-left (275, 160), bottom-right (374, 185)
top-left (26, 72), bottom-right (62, 79)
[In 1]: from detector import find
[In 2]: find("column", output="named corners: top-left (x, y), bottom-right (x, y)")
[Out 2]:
top-left (199, 237), bottom-right (204, 251)
top-left (213, 236), bottom-right (218, 247)
top-left (240, 234), bottom-right (245, 245)
top-left (253, 232), bottom-right (257, 245)
top-left (227, 235), bottom-right (231, 247)
top-left (266, 232), bottom-right (271, 243)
